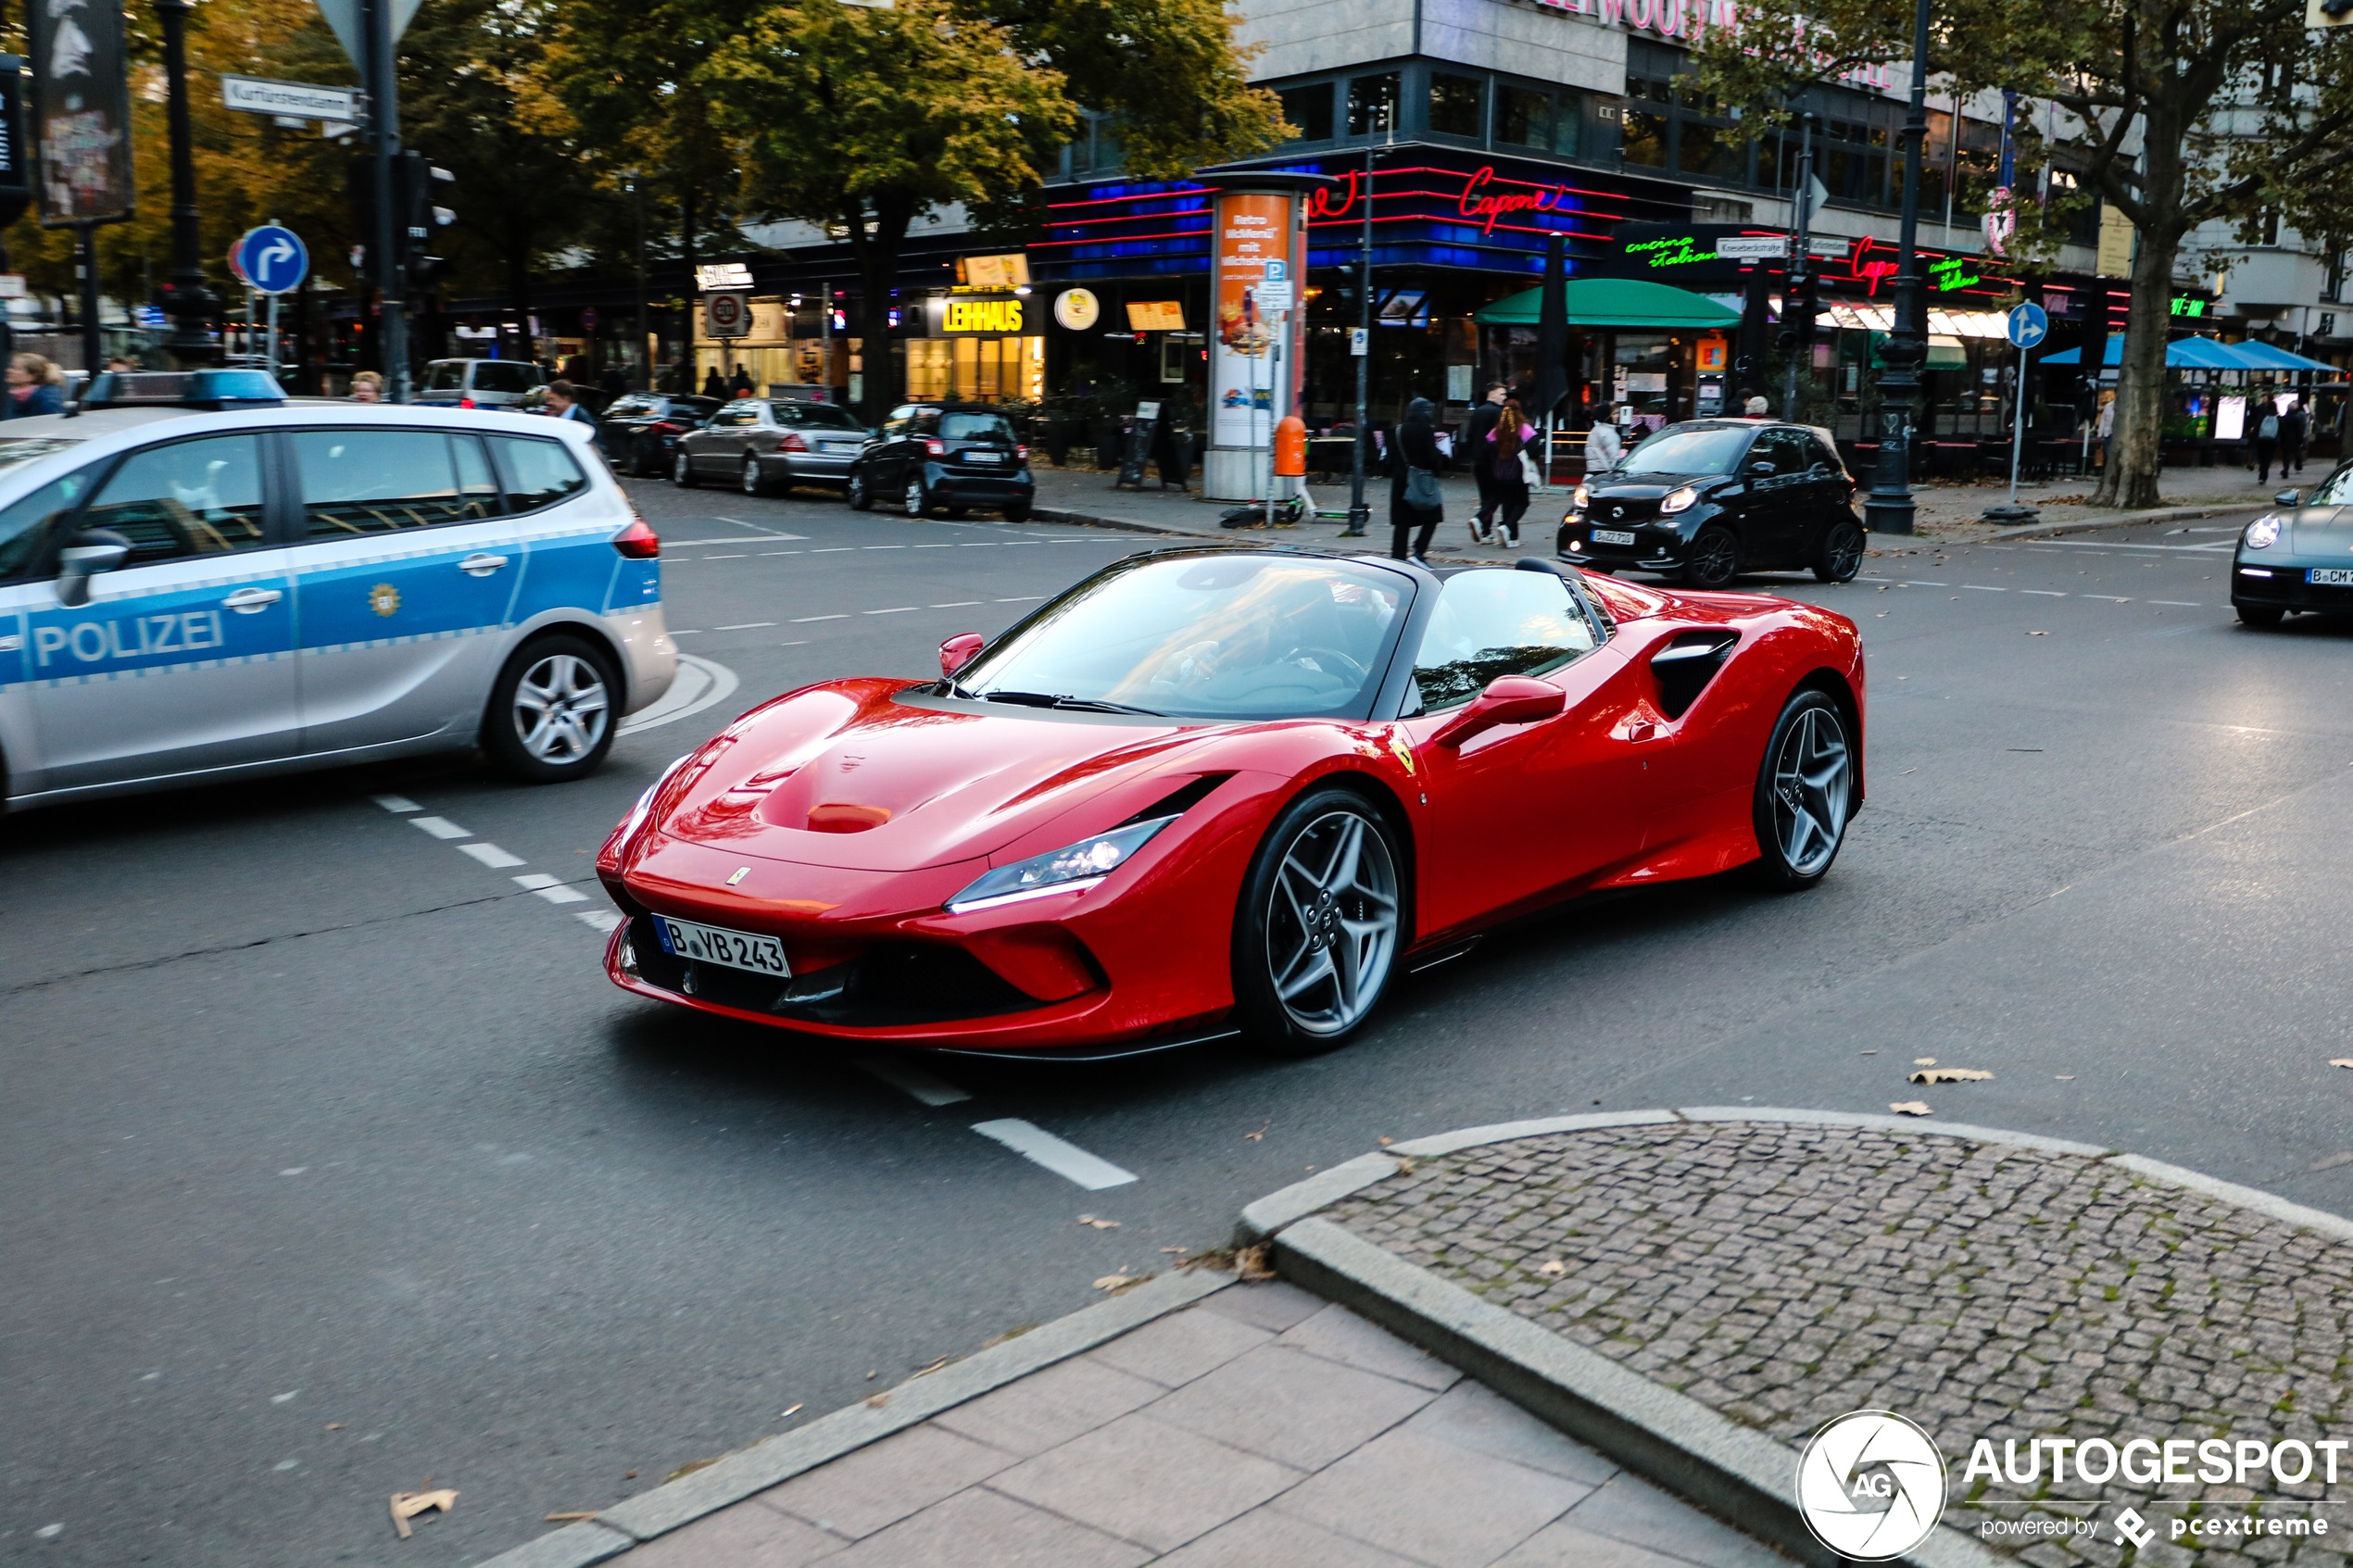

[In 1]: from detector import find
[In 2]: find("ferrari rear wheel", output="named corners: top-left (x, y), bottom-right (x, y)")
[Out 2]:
top-left (1233, 789), bottom-right (1403, 1056)
top-left (1745, 688), bottom-right (1853, 890)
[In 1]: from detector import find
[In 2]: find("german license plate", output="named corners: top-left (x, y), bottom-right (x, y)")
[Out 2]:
top-left (963, 451), bottom-right (1002, 464)
top-left (2309, 568), bottom-right (2353, 585)
top-left (653, 915), bottom-right (790, 977)
top-left (1592, 529), bottom-right (1636, 546)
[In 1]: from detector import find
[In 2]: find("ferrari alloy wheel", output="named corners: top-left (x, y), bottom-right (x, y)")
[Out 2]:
top-left (1235, 789), bottom-right (1402, 1055)
top-left (905, 477), bottom-right (931, 517)
top-left (2237, 604), bottom-right (2284, 628)
top-left (483, 634), bottom-right (620, 784)
top-left (1683, 526), bottom-right (1738, 590)
top-left (848, 469), bottom-right (873, 511)
top-left (1746, 688), bottom-right (1853, 889)
top-left (673, 448), bottom-right (698, 488)
top-left (1814, 520), bottom-right (1864, 583)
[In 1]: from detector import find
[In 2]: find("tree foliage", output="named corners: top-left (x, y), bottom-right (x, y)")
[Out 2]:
top-left (1690, 0), bottom-right (2353, 508)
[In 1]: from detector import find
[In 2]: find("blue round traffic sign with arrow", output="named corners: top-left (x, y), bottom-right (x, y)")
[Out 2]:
top-left (234, 225), bottom-right (309, 295)
top-left (2005, 301), bottom-right (2049, 350)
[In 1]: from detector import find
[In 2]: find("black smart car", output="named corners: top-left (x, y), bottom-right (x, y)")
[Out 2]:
top-left (846, 402), bottom-right (1035, 521)
top-left (602, 394), bottom-right (723, 477)
top-left (1558, 420), bottom-right (1863, 588)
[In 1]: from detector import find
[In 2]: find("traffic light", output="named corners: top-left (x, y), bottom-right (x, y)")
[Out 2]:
top-left (1776, 266), bottom-right (1822, 356)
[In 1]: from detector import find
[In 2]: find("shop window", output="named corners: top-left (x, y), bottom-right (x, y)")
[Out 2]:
top-left (1623, 106), bottom-right (1668, 168)
top-left (1279, 83), bottom-right (1334, 143)
top-left (1348, 73), bottom-right (1400, 136)
top-left (1498, 85), bottom-right (1575, 156)
top-left (1429, 73), bottom-right (1484, 138)
top-left (1678, 119), bottom-right (1743, 182)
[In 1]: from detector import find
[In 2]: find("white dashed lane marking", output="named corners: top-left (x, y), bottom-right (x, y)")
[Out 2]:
top-left (371, 797), bottom-right (616, 932)
top-left (459, 842), bottom-right (527, 869)
top-left (410, 816), bottom-right (471, 840)
top-left (371, 794), bottom-right (421, 813)
top-left (971, 1119), bottom-right (1139, 1190)
top-left (513, 873), bottom-right (591, 905)
top-left (717, 621), bottom-right (777, 631)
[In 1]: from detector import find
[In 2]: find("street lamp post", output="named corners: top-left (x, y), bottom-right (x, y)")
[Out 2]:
top-left (154, 0), bottom-right (216, 367)
top-left (1865, 0), bottom-right (1931, 535)
top-left (1343, 141), bottom-right (1376, 537)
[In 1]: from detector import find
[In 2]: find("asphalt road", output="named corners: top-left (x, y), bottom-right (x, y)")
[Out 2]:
top-left (7, 480), bottom-right (2347, 1566)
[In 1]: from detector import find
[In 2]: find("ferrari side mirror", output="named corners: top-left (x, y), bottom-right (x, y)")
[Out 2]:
top-left (2274, 487), bottom-right (2301, 507)
top-left (939, 633), bottom-right (986, 679)
top-left (1432, 674), bottom-right (1565, 749)
top-left (57, 528), bottom-right (132, 608)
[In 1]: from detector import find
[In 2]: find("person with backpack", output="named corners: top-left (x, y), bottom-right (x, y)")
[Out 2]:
top-left (2254, 401), bottom-right (2282, 484)
top-left (1481, 398), bottom-right (1537, 549)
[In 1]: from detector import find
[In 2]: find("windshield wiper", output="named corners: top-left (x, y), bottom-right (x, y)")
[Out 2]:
top-left (980, 690), bottom-right (1164, 717)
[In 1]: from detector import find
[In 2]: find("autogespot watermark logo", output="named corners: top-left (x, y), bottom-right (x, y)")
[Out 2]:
top-left (1795, 1411), bottom-right (1948, 1562)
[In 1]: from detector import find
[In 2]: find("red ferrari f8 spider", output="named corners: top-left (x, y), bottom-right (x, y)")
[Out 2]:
top-left (597, 549), bottom-right (1864, 1057)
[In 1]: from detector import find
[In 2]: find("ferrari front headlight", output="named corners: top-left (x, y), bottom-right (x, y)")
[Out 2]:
top-left (2244, 515), bottom-right (2282, 549)
top-left (946, 817), bottom-right (1175, 913)
top-left (1661, 485), bottom-right (1699, 514)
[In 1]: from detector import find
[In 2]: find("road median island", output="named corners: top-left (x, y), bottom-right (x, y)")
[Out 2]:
top-left (1241, 1109), bottom-right (2353, 1568)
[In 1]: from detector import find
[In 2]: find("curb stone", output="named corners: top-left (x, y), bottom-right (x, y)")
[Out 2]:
top-left (470, 1266), bottom-right (1234, 1568)
top-left (1242, 1106), bottom-right (2353, 1568)
top-left (1981, 501), bottom-right (2254, 539)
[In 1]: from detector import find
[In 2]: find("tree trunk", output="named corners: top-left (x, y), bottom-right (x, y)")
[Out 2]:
top-left (846, 196), bottom-right (914, 425)
top-left (2100, 230), bottom-right (2178, 511)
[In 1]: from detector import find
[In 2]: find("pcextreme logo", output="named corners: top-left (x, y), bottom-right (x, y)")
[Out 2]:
top-left (1795, 1410), bottom-right (1947, 1562)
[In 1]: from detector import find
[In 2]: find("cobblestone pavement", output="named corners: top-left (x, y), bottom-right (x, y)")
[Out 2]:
top-left (585, 1283), bottom-right (1787, 1568)
top-left (1327, 1122), bottom-right (2353, 1567)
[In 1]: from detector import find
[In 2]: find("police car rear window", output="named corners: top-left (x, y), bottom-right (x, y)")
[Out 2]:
top-left (491, 435), bottom-right (588, 512)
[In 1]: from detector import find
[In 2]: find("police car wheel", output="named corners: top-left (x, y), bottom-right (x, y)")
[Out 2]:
top-left (848, 470), bottom-right (873, 511)
top-left (673, 449), bottom-right (698, 488)
top-left (484, 635), bottom-right (621, 783)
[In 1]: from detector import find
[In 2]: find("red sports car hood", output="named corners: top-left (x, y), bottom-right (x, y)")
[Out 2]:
top-left (651, 679), bottom-right (1231, 872)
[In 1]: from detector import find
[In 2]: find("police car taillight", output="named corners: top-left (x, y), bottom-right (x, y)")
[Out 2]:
top-left (459, 396), bottom-right (475, 409)
top-left (612, 518), bottom-right (661, 558)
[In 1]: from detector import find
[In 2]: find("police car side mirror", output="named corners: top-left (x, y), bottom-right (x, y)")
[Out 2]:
top-left (57, 529), bottom-right (132, 608)
top-left (2274, 487), bottom-right (2300, 508)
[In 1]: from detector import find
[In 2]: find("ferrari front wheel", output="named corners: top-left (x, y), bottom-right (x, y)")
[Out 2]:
top-left (1745, 688), bottom-right (1854, 890)
top-left (1233, 789), bottom-right (1403, 1056)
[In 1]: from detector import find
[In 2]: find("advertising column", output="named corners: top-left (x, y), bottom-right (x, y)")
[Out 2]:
top-left (1207, 186), bottom-right (1305, 501)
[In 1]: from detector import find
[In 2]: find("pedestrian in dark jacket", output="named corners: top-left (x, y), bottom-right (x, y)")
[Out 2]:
top-left (5, 353), bottom-right (65, 419)
top-left (701, 366), bottom-right (727, 399)
top-left (546, 381), bottom-right (604, 453)
top-left (729, 364), bottom-right (754, 396)
top-left (2255, 405), bottom-right (2282, 483)
top-left (1390, 396), bottom-right (1446, 566)
top-left (1463, 383), bottom-right (1506, 538)
top-left (2281, 400), bottom-right (2309, 475)
top-left (1483, 399), bottom-right (1536, 548)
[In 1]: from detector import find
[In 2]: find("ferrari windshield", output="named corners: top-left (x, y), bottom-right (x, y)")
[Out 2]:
top-left (956, 553), bottom-right (1411, 721)
top-left (1618, 427), bottom-right (1750, 476)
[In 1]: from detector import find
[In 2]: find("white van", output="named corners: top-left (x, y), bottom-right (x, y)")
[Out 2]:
top-left (417, 358), bottom-right (547, 410)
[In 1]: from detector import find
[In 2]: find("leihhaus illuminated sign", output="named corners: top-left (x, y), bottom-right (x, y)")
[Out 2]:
top-left (943, 297), bottom-right (1027, 333)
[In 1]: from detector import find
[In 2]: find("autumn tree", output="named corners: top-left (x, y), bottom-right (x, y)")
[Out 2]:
top-left (1691, 0), bottom-right (2353, 510)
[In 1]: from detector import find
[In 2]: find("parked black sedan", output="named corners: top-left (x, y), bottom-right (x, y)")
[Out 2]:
top-left (846, 402), bottom-right (1034, 521)
top-left (1558, 420), bottom-right (1863, 588)
top-left (603, 394), bottom-right (724, 477)
top-left (2233, 465), bottom-right (2353, 626)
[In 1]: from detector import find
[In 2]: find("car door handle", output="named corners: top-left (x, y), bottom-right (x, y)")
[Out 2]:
top-left (222, 586), bottom-right (283, 613)
top-left (459, 553), bottom-right (510, 576)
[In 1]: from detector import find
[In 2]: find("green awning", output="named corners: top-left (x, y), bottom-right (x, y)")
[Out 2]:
top-left (1474, 277), bottom-right (1743, 330)
top-left (1869, 332), bottom-right (1969, 370)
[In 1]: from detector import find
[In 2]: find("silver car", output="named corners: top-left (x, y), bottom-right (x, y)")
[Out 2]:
top-left (673, 397), bottom-right (870, 495)
top-left (415, 358), bottom-right (547, 411)
top-left (0, 375), bottom-right (676, 810)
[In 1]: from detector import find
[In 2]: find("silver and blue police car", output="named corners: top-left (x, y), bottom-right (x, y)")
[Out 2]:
top-left (0, 370), bottom-right (675, 810)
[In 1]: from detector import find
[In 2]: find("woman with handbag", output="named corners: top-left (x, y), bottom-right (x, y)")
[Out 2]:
top-left (1481, 398), bottom-right (1536, 548)
top-left (1389, 396), bottom-right (1446, 566)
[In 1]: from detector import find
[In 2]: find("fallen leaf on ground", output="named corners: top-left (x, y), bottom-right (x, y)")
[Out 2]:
top-left (545, 1512), bottom-right (598, 1523)
top-left (1161, 1247), bottom-right (1187, 1254)
top-left (2309, 1152), bottom-right (2353, 1172)
top-left (2331, 1060), bottom-right (2353, 1070)
top-left (1909, 1068), bottom-right (1993, 1085)
top-left (663, 1459), bottom-right (723, 1483)
top-left (1890, 1101), bottom-right (1933, 1117)
top-left (912, 1356), bottom-right (952, 1378)
top-left (1075, 1216), bottom-right (1120, 1229)
top-left (389, 1490), bottom-right (458, 1539)
top-left (2055, 1075), bottom-right (2076, 1081)
top-left (1536, 1260), bottom-right (1567, 1277)
top-left (1913, 1058), bottom-right (1936, 1066)
top-left (780, 1404), bottom-right (803, 1419)
top-left (1236, 1244), bottom-right (1276, 1282)
top-left (1378, 1135), bottom-right (1395, 1146)
top-left (1244, 1121), bottom-right (1269, 1141)
top-left (1394, 1157), bottom-right (1416, 1175)
top-left (1859, 1049), bottom-right (1879, 1055)
top-left (326, 1424), bottom-right (344, 1430)
top-left (2027, 630), bottom-right (2048, 636)
top-left (624, 1472), bottom-right (637, 1480)
top-left (1092, 1271), bottom-right (1133, 1290)
top-left (864, 1393), bottom-right (890, 1409)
